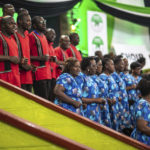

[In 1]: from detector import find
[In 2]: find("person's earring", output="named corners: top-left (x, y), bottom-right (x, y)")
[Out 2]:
top-left (88, 69), bottom-right (90, 72)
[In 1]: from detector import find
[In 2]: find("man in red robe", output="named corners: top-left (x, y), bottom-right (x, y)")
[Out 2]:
top-left (0, 4), bottom-right (15, 31)
top-left (0, 16), bottom-right (20, 87)
top-left (29, 16), bottom-right (52, 100)
top-left (45, 28), bottom-right (57, 101)
top-left (55, 35), bottom-right (70, 78)
top-left (13, 13), bottom-right (33, 92)
top-left (66, 33), bottom-right (82, 62)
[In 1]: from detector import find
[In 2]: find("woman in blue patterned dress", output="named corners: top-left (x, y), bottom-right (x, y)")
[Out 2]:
top-left (54, 58), bottom-right (83, 115)
top-left (76, 57), bottom-right (105, 123)
top-left (112, 56), bottom-right (130, 132)
top-left (129, 62), bottom-right (142, 104)
top-left (131, 79), bottom-right (150, 146)
top-left (92, 57), bottom-right (111, 127)
top-left (122, 61), bottom-right (142, 128)
top-left (100, 58), bottom-right (120, 131)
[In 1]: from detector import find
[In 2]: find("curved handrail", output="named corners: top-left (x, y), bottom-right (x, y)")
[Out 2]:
top-left (0, 79), bottom-right (150, 150)
top-left (0, 109), bottom-right (92, 150)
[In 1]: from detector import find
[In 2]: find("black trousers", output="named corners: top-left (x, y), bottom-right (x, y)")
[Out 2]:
top-left (49, 78), bottom-right (56, 102)
top-left (33, 79), bottom-right (51, 100)
top-left (21, 84), bottom-right (32, 93)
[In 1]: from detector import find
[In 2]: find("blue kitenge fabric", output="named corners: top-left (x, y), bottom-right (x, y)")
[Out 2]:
top-left (111, 72), bottom-right (131, 129)
top-left (120, 73), bottom-right (141, 102)
top-left (75, 73), bottom-right (101, 123)
top-left (54, 73), bottom-right (84, 116)
top-left (120, 72), bottom-right (142, 127)
top-left (100, 73), bottom-right (120, 131)
top-left (131, 99), bottom-right (150, 146)
top-left (92, 75), bottom-right (111, 128)
top-left (75, 72), bottom-right (84, 90)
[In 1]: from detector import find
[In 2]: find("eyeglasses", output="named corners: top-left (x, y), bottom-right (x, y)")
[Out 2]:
top-left (39, 20), bottom-right (46, 24)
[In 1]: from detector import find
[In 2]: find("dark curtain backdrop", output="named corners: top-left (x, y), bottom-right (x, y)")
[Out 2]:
top-left (94, 0), bottom-right (150, 27)
top-left (46, 16), bottom-right (60, 47)
top-left (144, 0), bottom-right (150, 40)
top-left (0, 0), bottom-right (81, 47)
top-left (144, 0), bottom-right (150, 7)
top-left (0, 0), bottom-right (81, 17)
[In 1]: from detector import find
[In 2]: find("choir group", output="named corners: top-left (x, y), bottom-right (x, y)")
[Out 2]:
top-left (0, 4), bottom-right (150, 146)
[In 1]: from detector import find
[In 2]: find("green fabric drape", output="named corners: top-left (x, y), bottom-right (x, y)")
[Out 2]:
top-left (96, 0), bottom-right (150, 14)
top-left (72, 0), bottom-right (116, 56)
top-left (95, 0), bottom-right (150, 26)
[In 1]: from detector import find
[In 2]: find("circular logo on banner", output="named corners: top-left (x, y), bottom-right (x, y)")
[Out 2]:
top-left (92, 36), bottom-right (104, 51)
top-left (91, 14), bottom-right (103, 32)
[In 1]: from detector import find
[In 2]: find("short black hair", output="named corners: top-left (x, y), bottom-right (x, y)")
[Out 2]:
top-left (17, 13), bottom-right (30, 24)
top-left (32, 16), bottom-right (42, 28)
top-left (1, 16), bottom-right (12, 25)
top-left (102, 58), bottom-right (112, 71)
top-left (103, 53), bottom-right (115, 60)
top-left (81, 56), bottom-right (95, 71)
top-left (69, 33), bottom-right (78, 41)
top-left (2, 4), bottom-right (14, 11)
top-left (63, 58), bottom-right (79, 74)
top-left (95, 50), bottom-right (102, 56)
top-left (103, 54), bottom-right (110, 59)
top-left (114, 55), bottom-right (123, 65)
top-left (137, 57), bottom-right (146, 64)
top-left (94, 56), bottom-right (101, 64)
top-left (18, 8), bottom-right (29, 15)
top-left (130, 61), bottom-right (141, 70)
top-left (137, 79), bottom-right (150, 96)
